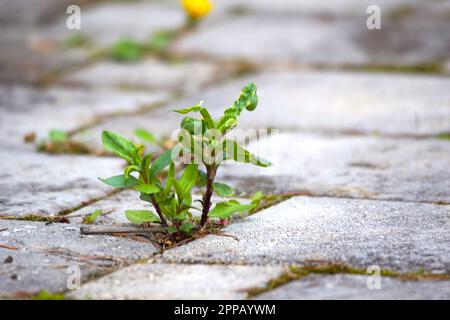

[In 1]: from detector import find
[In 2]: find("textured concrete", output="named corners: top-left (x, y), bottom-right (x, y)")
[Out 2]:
top-left (212, 0), bottom-right (450, 18)
top-left (72, 263), bottom-right (284, 300)
top-left (218, 133), bottom-right (450, 203)
top-left (171, 71), bottom-right (450, 136)
top-left (0, 151), bottom-right (123, 217)
top-left (254, 274), bottom-right (450, 300)
top-left (0, 85), bottom-right (167, 151)
top-left (159, 196), bottom-right (450, 273)
top-left (71, 70), bottom-right (450, 153)
top-left (174, 15), bottom-right (450, 66)
top-left (0, 220), bottom-right (158, 297)
top-left (44, 1), bottom-right (185, 47)
top-left (62, 59), bottom-right (221, 94)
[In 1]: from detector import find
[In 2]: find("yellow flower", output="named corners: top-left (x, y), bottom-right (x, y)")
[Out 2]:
top-left (182, 0), bottom-right (213, 19)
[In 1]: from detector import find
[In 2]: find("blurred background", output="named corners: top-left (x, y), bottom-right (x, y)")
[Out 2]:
top-left (1, 0), bottom-right (449, 150)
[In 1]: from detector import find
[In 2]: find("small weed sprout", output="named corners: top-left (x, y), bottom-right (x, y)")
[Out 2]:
top-left (99, 83), bottom-right (271, 238)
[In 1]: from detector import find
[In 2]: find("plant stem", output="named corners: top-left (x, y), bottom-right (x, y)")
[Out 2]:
top-left (150, 194), bottom-right (167, 227)
top-left (200, 165), bottom-right (216, 227)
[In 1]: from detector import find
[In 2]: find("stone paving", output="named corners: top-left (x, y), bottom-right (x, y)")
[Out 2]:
top-left (1, 0), bottom-right (450, 300)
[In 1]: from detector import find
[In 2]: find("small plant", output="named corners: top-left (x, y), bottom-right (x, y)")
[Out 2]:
top-left (110, 38), bottom-right (145, 62)
top-left (99, 83), bottom-right (271, 238)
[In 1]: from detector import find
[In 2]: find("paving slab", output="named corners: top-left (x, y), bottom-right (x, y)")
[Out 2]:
top-left (0, 85), bottom-right (167, 151)
top-left (0, 0), bottom-right (91, 83)
top-left (0, 220), bottom-right (157, 297)
top-left (44, 1), bottom-right (185, 47)
top-left (0, 151), bottom-right (123, 217)
top-left (62, 59), bottom-right (221, 94)
top-left (211, 0), bottom-right (450, 18)
top-left (159, 196), bottom-right (450, 273)
top-left (71, 263), bottom-right (284, 299)
top-left (254, 274), bottom-right (450, 300)
top-left (72, 70), bottom-right (450, 153)
top-left (173, 15), bottom-right (450, 66)
top-left (217, 133), bottom-right (450, 203)
top-left (170, 71), bottom-right (450, 136)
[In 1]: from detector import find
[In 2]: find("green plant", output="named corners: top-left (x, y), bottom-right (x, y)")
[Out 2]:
top-left (82, 209), bottom-right (104, 224)
top-left (99, 83), bottom-right (271, 237)
top-left (110, 38), bottom-right (144, 61)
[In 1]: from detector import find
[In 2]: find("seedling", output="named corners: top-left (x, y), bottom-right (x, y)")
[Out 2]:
top-left (99, 83), bottom-right (271, 238)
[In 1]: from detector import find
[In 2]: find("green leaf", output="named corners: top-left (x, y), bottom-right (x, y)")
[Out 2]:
top-left (98, 175), bottom-right (140, 188)
top-left (102, 130), bottom-right (140, 164)
top-left (171, 103), bottom-right (203, 114)
top-left (111, 39), bottom-right (143, 61)
top-left (220, 139), bottom-right (272, 167)
top-left (251, 191), bottom-right (265, 205)
top-left (125, 210), bottom-right (160, 224)
top-left (49, 130), bottom-right (68, 142)
top-left (209, 200), bottom-right (253, 219)
top-left (167, 226), bottom-right (178, 234)
top-left (172, 179), bottom-right (184, 202)
top-left (179, 164), bottom-right (198, 195)
top-left (199, 108), bottom-right (215, 129)
top-left (213, 182), bottom-right (235, 197)
top-left (195, 169), bottom-right (208, 187)
top-left (84, 209), bottom-right (103, 224)
top-left (148, 31), bottom-right (175, 52)
top-left (134, 128), bottom-right (159, 146)
top-left (135, 184), bottom-right (160, 194)
top-left (141, 153), bottom-right (154, 181)
top-left (181, 117), bottom-right (206, 135)
top-left (217, 83), bottom-right (258, 132)
top-left (149, 148), bottom-right (174, 179)
top-left (180, 222), bottom-right (194, 236)
top-left (124, 165), bottom-right (140, 180)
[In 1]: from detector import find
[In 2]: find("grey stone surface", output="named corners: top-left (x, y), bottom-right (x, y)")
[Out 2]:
top-left (62, 59), bottom-right (221, 94)
top-left (254, 274), bottom-right (450, 300)
top-left (73, 70), bottom-right (450, 153)
top-left (0, 0), bottom-right (90, 83)
top-left (170, 71), bottom-right (450, 136)
top-left (72, 263), bottom-right (284, 299)
top-left (0, 151), bottom-right (123, 217)
top-left (212, 0), bottom-right (450, 18)
top-left (173, 15), bottom-right (450, 66)
top-left (159, 196), bottom-right (450, 273)
top-left (0, 85), bottom-right (167, 151)
top-left (44, 1), bottom-right (185, 47)
top-left (0, 219), bottom-right (157, 297)
top-left (218, 133), bottom-right (450, 203)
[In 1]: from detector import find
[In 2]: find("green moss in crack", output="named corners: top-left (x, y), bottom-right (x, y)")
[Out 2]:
top-left (352, 62), bottom-right (444, 75)
top-left (247, 263), bottom-right (450, 298)
top-left (437, 132), bottom-right (450, 141)
top-left (32, 290), bottom-right (66, 300)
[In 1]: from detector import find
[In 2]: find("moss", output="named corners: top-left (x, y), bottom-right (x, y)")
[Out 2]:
top-left (437, 132), bottom-right (450, 141)
top-left (247, 263), bottom-right (450, 298)
top-left (349, 62), bottom-right (444, 75)
top-left (247, 191), bottom-right (312, 215)
top-left (63, 33), bottom-right (90, 49)
top-left (1, 214), bottom-right (69, 223)
top-left (32, 290), bottom-right (66, 300)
